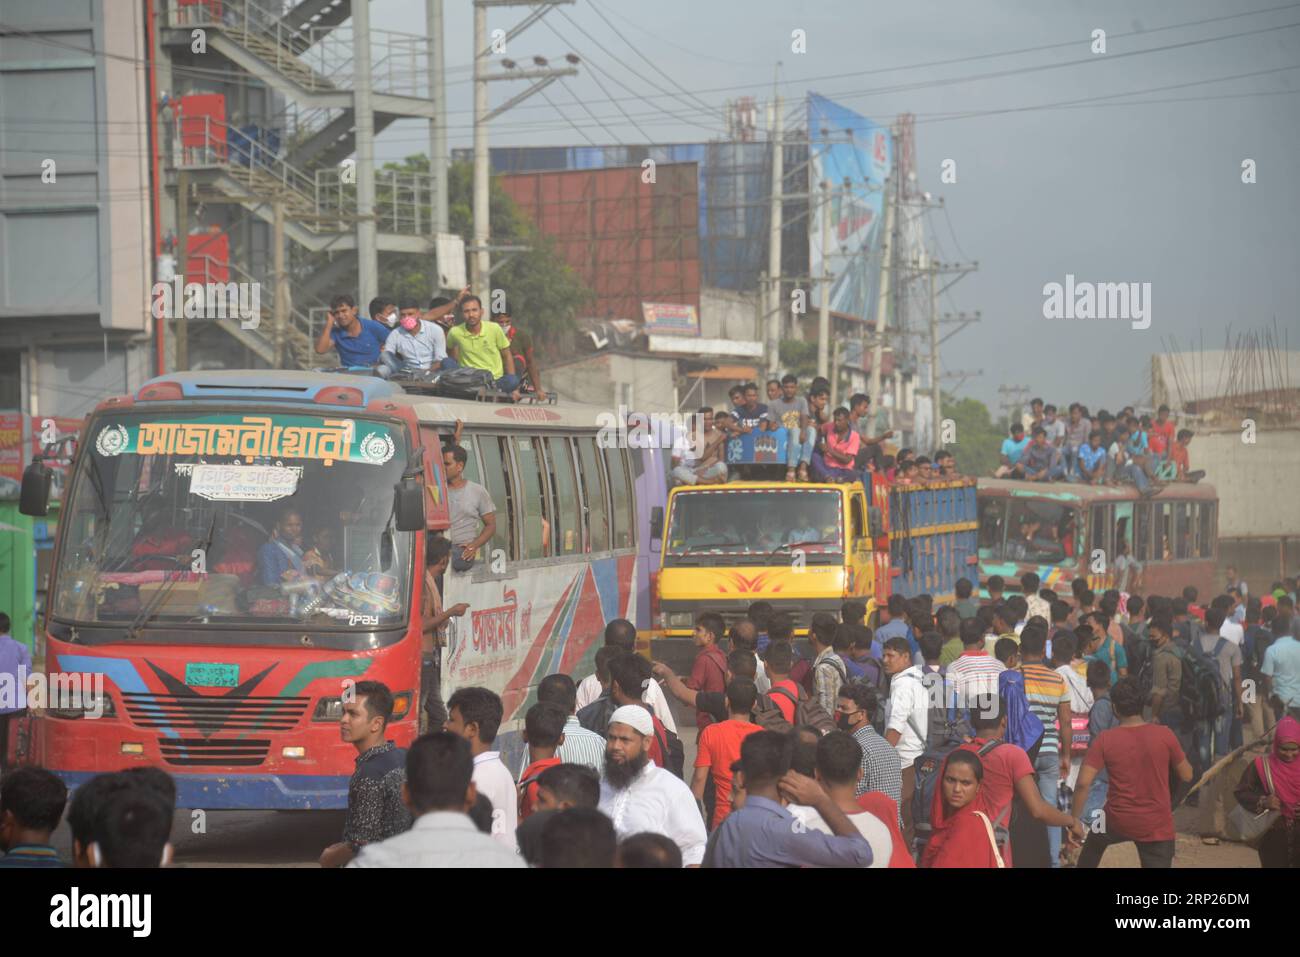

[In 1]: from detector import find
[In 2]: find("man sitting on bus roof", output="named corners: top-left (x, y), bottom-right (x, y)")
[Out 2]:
top-left (810, 408), bottom-right (862, 484)
top-left (993, 422), bottom-right (1030, 478)
top-left (378, 300), bottom-right (455, 379)
top-left (671, 408), bottom-right (729, 487)
top-left (493, 307), bottom-right (547, 402)
top-left (1021, 427), bottom-right (1065, 482)
top-left (314, 294), bottom-right (389, 368)
top-left (447, 295), bottom-right (521, 399)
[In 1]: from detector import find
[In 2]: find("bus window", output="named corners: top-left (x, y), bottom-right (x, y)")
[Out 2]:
top-left (1174, 502), bottom-right (1193, 560)
top-left (850, 495), bottom-right (866, 540)
top-left (1134, 503), bottom-right (1152, 562)
top-left (546, 437), bottom-right (582, 556)
top-left (978, 498), bottom-right (1007, 559)
top-left (1158, 503), bottom-right (1173, 560)
top-left (513, 436), bottom-right (549, 560)
top-left (604, 445), bottom-right (634, 550)
top-left (576, 437), bottom-right (610, 552)
top-left (1090, 505), bottom-right (1111, 566)
top-left (1198, 502), bottom-right (1215, 559)
top-left (1114, 502), bottom-right (1133, 560)
top-left (1001, 499), bottom-right (1073, 564)
top-left (474, 434), bottom-right (515, 561)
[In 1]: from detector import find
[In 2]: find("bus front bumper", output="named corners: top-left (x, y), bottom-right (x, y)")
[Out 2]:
top-left (52, 770), bottom-right (350, 810)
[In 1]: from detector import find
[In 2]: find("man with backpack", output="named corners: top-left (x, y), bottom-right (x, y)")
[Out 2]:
top-left (1195, 606), bottom-right (1243, 843)
top-left (835, 683), bottom-right (902, 814)
top-left (810, 612), bottom-right (848, 715)
top-left (688, 613), bottom-right (730, 732)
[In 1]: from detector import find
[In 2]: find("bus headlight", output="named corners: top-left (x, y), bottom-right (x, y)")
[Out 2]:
top-left (313, 697), bottom-right (344, 722)
top-left (391, 692), bottom-right (412, 720)
top-left (666, 612), bottom-right (693, 629)
top-left (48, 689), bottom-right (116, 720)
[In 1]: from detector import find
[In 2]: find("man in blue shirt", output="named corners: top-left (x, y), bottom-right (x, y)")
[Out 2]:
top-left (314, 294), bottom-right (390, 367)
top-left (994, 423), bottom-right (1030, 478)
top-left (704, 730), bottom-right (873, 867)
top-left (0, 767), bottom-right (68, 867)
top-left (875, 593), bottom-right (915, 656)
top-left (0, 612), bottom-right (30, 772)
top-left (1262, 613), bottom-right (1300, 714)
top-left (1077, 430), bottom-right (1108, 485)
top-left (256, 509), bottom-right (306, 587)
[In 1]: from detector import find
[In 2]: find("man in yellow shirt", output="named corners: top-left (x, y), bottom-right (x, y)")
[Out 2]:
top-left (446, 295), bottom-right (519, 398)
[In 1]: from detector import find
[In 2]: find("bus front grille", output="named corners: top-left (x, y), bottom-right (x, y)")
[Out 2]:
top-left (122, 693), bottom-right (309, 734)
top-left (158, 738), bottom-right (271, 767)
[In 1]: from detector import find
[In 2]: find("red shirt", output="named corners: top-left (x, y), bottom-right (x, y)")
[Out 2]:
top-left (959, 738), bottom-right (1035, 866)
top-left (856, 791), bottom-right (916, 868)
top-left (688, 645), bottom-right (729, 731)
top-left (1083, 723), bottom-right (1186, 842)
top-left (1150, 420), bottom-right (1175, 456)
top-left (695, 718), bottom-right (761, 828)
top-left (1170, 441), bottom-right (1190, 476)
top-left (518, 755), bottom-right (562, 819)
top-left (768, 679), bottom-right (800, 724)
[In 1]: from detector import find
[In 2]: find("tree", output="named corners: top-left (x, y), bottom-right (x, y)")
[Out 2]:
top-left (941, 392), bottom-right (1003, 478)
top-left (371, 156), bottom-right (591, 353)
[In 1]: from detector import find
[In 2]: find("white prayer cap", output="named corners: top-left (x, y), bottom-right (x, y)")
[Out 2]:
top-left (608, 704), bottom-right (654, 737)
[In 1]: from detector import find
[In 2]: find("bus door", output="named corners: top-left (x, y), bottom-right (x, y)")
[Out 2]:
top-left (848, 488), bottom-right (874, 604)
top-left (1088, 502), bottom-right (1114, 591)
top-left (417, 424), bottom-right (451, 532)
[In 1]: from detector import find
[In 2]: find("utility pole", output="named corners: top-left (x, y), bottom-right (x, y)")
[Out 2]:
top-left (273, 199), bottom-right (287, 368)
top-left (427, 0), bottom-right (448, 237)
top-left (868, 175), bottom-right (894, 413)
top-left (471, 1), bottom-right (577, 291)
top-left (817, 179), bottom-right (832, 380)
top-left (354, 0), bottom-right (377, 308)
top-left (998, 384), bottom-right (1031, 431)
top-left (175, 169), bottom-right (189, 371)
top-left (929, 264), bottom-right (939, 443)
top-left (765, 85), bottom-right (783, 374)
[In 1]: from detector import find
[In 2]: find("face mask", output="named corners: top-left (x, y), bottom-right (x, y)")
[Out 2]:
top-left (836, 712), bottom-right (854, 732)
top-left (400, 314), bottom-right (419, 331)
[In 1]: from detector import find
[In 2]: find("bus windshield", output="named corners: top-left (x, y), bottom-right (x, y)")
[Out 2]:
top-left (51, 410), bottom-right (415, 632)
top-left (665, 488), bottom-right (843, 565)
top-left (979, 496), bottom-right (1079, 566)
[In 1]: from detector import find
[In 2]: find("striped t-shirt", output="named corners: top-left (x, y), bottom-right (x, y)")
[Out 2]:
top-left (1020, 663), bottom-right (1070, 754)
top-left (947, 650), bottom-right (1006, 710)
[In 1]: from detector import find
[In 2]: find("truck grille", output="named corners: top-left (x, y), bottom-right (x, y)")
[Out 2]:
top-left (158, 737), bottom-right (270, 767)
top-left (122, 693), bottom-right (309, 734)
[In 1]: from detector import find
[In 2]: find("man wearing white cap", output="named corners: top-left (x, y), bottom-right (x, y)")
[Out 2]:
top-left (598, 705), bottom-right (707, 867)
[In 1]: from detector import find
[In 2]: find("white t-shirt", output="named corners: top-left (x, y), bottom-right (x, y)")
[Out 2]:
top-left (1042, 417), bottom-right (1067, 446)
top-left (1219, 619), bottom-right (1245, 647)
top-left (471, 751), bottom-right (518, 849)
top-left (885, 666), bottom-right (929, 769)
top-left (598, 764), bottom-right (707, 866)
top-left (575, 672), bottom-right (678, 735)
top-left (788, 805), bottom-right (892, 868)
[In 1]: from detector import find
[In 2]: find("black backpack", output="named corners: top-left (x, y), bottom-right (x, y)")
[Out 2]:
top-left (653, 722), bottom-right (686, 778)
top-left (431, 366), bottom-right (497, 399)
top-left (576, 694), bottom-right (617, 736)
top-left (912, 738), bottom-right (1006, 861)
top-left (752, 684), bottom-right (838, 735)
top-left (1183, 636), bottom-right (1231, 721)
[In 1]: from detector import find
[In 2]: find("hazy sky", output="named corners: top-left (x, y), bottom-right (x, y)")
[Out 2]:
top-left (371, 0), bottom-right (1300, 412)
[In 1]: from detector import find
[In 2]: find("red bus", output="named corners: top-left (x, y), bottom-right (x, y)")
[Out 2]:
top-left (21, 371), bottom-right (642, 808)
top-left (976, 478), bottom-right (1218, 601)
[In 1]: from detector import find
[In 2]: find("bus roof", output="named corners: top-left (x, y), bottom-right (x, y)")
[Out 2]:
top-left (670, 481), bottom-right (859, 494)
top-left (135, 370), bottom-right (616, 429)
top-left (977, 477), bottom-right (1218, 503)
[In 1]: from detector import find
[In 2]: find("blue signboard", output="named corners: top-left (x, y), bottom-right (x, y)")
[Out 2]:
top-left (725, 431), bottom-right (789, 465)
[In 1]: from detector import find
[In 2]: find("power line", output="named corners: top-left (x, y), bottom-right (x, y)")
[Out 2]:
top-left (535, 84), bottom-right (600, 148)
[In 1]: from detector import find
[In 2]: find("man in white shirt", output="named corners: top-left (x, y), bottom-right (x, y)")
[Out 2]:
top-left (881, 635), bottom-right (928, 850)
top-left (444, 687), bottom-right (517, 849)
top-left (597, 705), bottom-right (706, 867)
top-left (349, 732), bottom-right (525, 868)
top-left (1213, 596), bottom-right (1245, 646)
top-left (575, 619), bottom-right (678, 734)
top-left (787, 731), bottom-right (893, 868)
top-left (379, 300), bottom-right (451, 377)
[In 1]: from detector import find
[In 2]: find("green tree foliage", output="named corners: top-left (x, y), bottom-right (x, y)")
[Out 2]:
top-left (941, 392), bottom-right (1003, 477)
top-left (374, 156), bottom-right (590, 353)
top-left (778, 339), bottom-right (818, 381)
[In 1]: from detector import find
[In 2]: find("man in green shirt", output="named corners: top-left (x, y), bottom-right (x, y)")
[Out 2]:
top-left (447, 295), bottom-right (519, 397)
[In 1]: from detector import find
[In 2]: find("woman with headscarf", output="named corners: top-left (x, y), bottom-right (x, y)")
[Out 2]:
top-left (920, 750), bottom-right (1005, 868)
top-left (1234, 716), bottom-right (1300, 867)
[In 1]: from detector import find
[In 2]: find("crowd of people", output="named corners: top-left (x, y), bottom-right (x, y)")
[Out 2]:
top-left (3, 568), bottom-right (1297, 868)
top-left (993, 398), bottom-right (1204, 493)
top-left (313, 289), bottom-right (546, 402)
top-left (670, 382), bottom-right (1208, 496)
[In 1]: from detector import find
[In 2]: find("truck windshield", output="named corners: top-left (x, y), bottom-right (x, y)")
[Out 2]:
top-left (665, 488), bottom-right (843, 565)
top-left (51, 410), bottom-right (414, 632)
top-left (979, 496), bottom-right (1078, 565)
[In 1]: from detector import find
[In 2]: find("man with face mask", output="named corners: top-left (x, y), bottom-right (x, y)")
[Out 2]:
top-left (367, 296), bottom-right (397, 328)
top-left (598, 705), bottom-right (706, 866)
top-left (378, 300), bottom-right (452, 377)
top-left (835, 683), bottom-right (902, 813)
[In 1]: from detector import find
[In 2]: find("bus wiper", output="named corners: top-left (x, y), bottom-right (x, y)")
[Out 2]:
top-left (768, 539), bottom-right (836, 558)
top-left (125, 515), bottom-right (216, 641)
top-left (677, 540), bottom-right (748, 554)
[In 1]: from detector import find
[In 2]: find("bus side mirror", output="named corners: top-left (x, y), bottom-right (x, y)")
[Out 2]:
top-left (650, 506), bottom-right (664, 540)
top-left (868, 506), bottom-right (883, 539)
top-left (19, 461), bottom-right (52, 517)
top-left (393, 477), bottom-right (425, 532)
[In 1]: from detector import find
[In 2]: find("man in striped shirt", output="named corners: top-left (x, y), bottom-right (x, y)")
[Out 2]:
top-left (520, 674), bottom-right (605, 775)
top-left (947, 617), bottom-right (1007, 719)
top-left (1018, 620), bottom-right (1072, 869)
